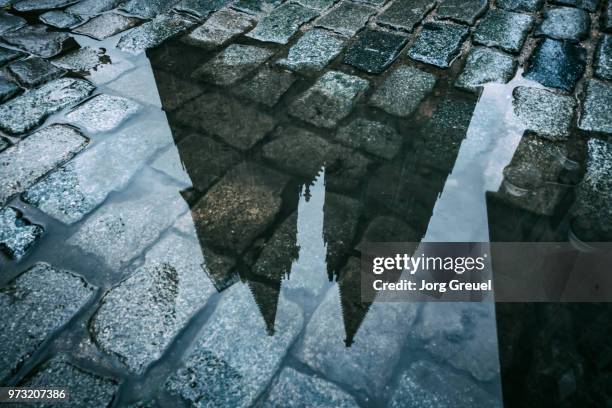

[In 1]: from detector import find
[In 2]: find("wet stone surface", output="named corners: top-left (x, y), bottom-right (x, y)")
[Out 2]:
top-left (182, 9), bottom-right (255, 49)
top-left (456, 46), bottom-right (516, 91)
top-left (343, 29), bottom-right (407, 74)
top-left (335, 118), bottom-right (401, 159)
top-left (356, 215), bottom-right (420, 249)
top-left (1, 25), bottom-right (76, 58)
top-left (0, 137), bottom-right (8, 152)
top-left (289, 70), bottom-right (369, 128)
top-left (550, 0), bottom-right (599, 12)
top-left (0, 77), bottom-right (21, 104)
top-left (51, 47), bottom-right (107, 75)
top-left (174, 0), bottom-right (230, 19)
top-left (0, 263), bottom-right (95, 382)
top-left (193, 44), bottom-right (275, 86)
top-left (495, 0), bottom-right (543, 12)
top-left (0, 124), bottom-right (88, 206)
top-left (524, 38), bottom-right (586, 92)
top-left (295, 0), bottom-right (336, 10)
top-left (369, 65), bottom-right (436, 117)
top-left (513, 86), bottom-right (576, 141)
top-left (232, 0), bottom-right (282, 15)
top-left (315, 1), bottom-right (376, 36)
top-left (65, 94), bottom-right (141, 134)
top-left (39, 10), bottom-right (83, 29)
top-left (0, 207), bottom-right (43, 260)
top-left (278, 29), bottom-right (346, 74)
top-left (408, 21), bottom-right (469, 68)
top-left (376, 0), bottom-right (436, 32)
top-left (120, 0), bottom-right (178, 19)
top-left (7, 56), bottom-right (65, 88)
top-left (233, 66), bottom-right (296, 106)
top-left (73, 12), bottom-right (141, 41)
top-left (0, 13), bottom-right (26, 35)
top-left (536, 7), bottom-right (590, 42)
top-left (606, 1), bottom-right (612, 32)
top-left (595, 34), bottom-right (612, 81)
top-left (473, 9), bottom-right (534, 53)
top-left (0, 46), bottom-right (25, 66)
top-left (436, 0), bottom-right (487, 25)
top-left (246, 3), bottom-right (318, 44)
top-left (12, 0), bottom-right (79, 12)
top-left (117, 13), bottom-right (196, 54)
top-left (66, 0), bottom-right (124, 16)
top-left (578, 79), bottom-right (612, 134)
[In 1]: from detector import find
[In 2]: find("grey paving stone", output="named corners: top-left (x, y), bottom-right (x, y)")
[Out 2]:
top-left (68, 180), bottom-right (187, 271)
top-left (182, 9), bottom-right (255, 49)
top-left (0, 207), bottom-right (42, 260)
top-left (193, 44), bottom-right (274, 86)
top-left (495, 0), bottom-right (543, 12)
top-left (288, 70), bottom-right (369, 128)
top-left (473, 9), bottom-right (534, 53)
top-left (536, 7), bottom-right (589, 42)
top-left (524, 38), bottom-right (586, 92)
top-left (117, 13), bottom-right (196, 55)
top-left (315, 1), bottom-right (376, 36)
top-left (513, 86), bottom-right (575, 141)
top-left (91, 232), bottom-right (216, 374)
top-left (578, 79), bottom-right (612, 134)
top-left (294, 258), bottom-right (419, 399)
top-left (377, 0), bottom-right (436, 32)
top-left (173, 92), bottom-right (275, 150)
top-left (7, 57), bottom-right (65, 88)
top-left (605, 1), bottom-right (612, 32)
top-left (232, 0), bottom-right (282, 14)
top-left (190, 162), bottom-right (288, 254)
top-left (436, 0), bottom-right (487, 25)
top-left (356, 215), bottom-right (420, 249)
top-left (335, 118), bottom-right (401, 159)
top-left (246, 2), bottom-right (318, 44)
top-left (343, 29), bottom-right (407, 74)
top-left (572, 138), bottom-right (612, 241)
top-left (0, 77), bottom-right (21, 103)
top-left (455, 46), bottom-right (516, 92)
top-left (39, 10), bottom-right (83, 29)
top-left (233, 66), bottom-right (296, 107)
top-left (263, 367), bottom-right (359, 407)
top-left (595, 34), bottom-right (612, 81)
top-left (0, 13), bottom-right (26, 35)
top-left (369, 65), bottom-right (436, 117)
top-left (388, 360), bottom-right (500, 408)
top-left (12, 0), bottom-right (77, 11)
top-left (23, 119), bottom-right (170, 224)
top-left (408, 21), bottom-right (469, 68)
top-left (0, 46), bottom-right (24, 66)
top-left (550, 0), bottom-right (599, 12)
top-left (65, 94), bottom-right (141, 134)
top-left (0, 137), bottom-right (8, 152)
top-left (0, 124), bottom-right (88, 206)
top-left (175, 0), bottom-right (229, 19)
top-left (21, 357), bottom-right (118, 408)
top-left (1, 25), bottom-right (76, 58)
top-left (166, 284), bottom-right (303, 408)
top-left (295, 0), bottom-right (336, 10)
top-left (120, 0), bottom-right (178, 19)
top-left (66, 0), bottom-right (123, 16)
top-left (73, 12), bottom-right (142, 41)
top-left (51, 47), bottom-right (107, 75)
top-left (0, 263), bottom-right (95, 382)
top-left (278, 29), bottom-right (345, 73)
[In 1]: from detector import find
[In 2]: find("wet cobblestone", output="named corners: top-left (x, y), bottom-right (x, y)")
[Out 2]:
top-left (315, 1), bottom-right (376, 36)
top-left (278, 29), bottom-right (345, 73)
top-left (369, 65), bottom-right (436, 116)
top-left (0, 207), bottom-right (42, 260)
top-left (408, 21), bottom-right (469, 68)
top-left (65, 94), bottom-right (141, 133)
top-left (183, 9), bottom-right (255, 49)
top-left (1, 24), bottom-right (76, 58)
top-left (436, 0), bottom-right (488, 25)
top-left (513, 86), bottom-right (576, 140)
top-left (73, 13), bottom-right (141, 41)
top-left (536, 7), bottom-right (590, 42)
top-left (473, 9), bottom-right (534, 53)
top-left (117, 13), bottom-right (196, 54)
top-left (344, 29), bottom-right (407, 74)
top-left (595, 34), bottom-right (612, 81)
top-left (456, 46), bottom-right (516, 91)
top-left (376, 0), bottom-right (436, 32)
top-left (233, 66), bottom-right (296, 106)
top-left (524, 38), bottom-right (586, 92)
top-left (496, 0), bottom-right (543, 12)
top-left (247, 2), bottom-right (318, 44)
top-left (194, 44), bottom-right (274, 85)
top-left (578, 79), bottom-right (612, 134)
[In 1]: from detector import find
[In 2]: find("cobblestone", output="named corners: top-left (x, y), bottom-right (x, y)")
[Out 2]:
top-left (12, 0), bottom-right (78, 11)
top-left (495, 0), bottom-right (543, 12)
top-left (295, 0), bottom-right (335, 10)
top-left (376, 0), bottom-right (436, 32)
top-left (7, 56), bottom-right (65, 88)
top-left (369, 65), bottom-right (436, 117)
top-left (0, 124), bottom-right (88, 206)
top-left (182, 9), bottom-right (255, 49)
top-left (335, 118), bottom-right (401, 159)
top-left (524, 38), bottom-right (586, 92)
top-left (278, 29), bottom-right (345, 73)
top-left (456, 46), bottom-right (516, 92)
top-left (0, 263), bottom-right (95, 382)
top-left (1, 25), bottom-right (76, 59)
top-left (120, 0), bottom-right (178, 19)
top-left (193, 44), bottom-right (274, 86)
top-left (117, 13), bottom-right (196, 54)
top-left (0, 13), bottom-right (26, 35)
top-left (233, 66), bottom-right (296, 106)
top-left (550, 0), bottom-right (598, 12)
top-left (0, 77), bottom-right (21, 104)
top-left (73, 12), bottom-right (141, 41)
top-left (595, 34), bottom-right (612, 81)
top-left (605, 1), bottom-right (612, 32)
top-left (0, 46), bottom-right (24, 66)
top-left (315, 1), bottom-right (376, 36)
top-left (288, 70), bottom-right (369, 128)
top-left (513, 86), bottom-right (576, 141)
top-left (343, 29), bottom-right (407, 74)
top-left (408, 21), bottom-right (469, 68)
top-left (536, 7), bottom-right (590, 42)
top-left (436, 0), bottom-right (487, 26)
top-left (578, 79), bottom-right (612, 134)
top-left (66, 0), bottom-right (123, 16)
top-left (0, 207), bottom-right (42, 260)
top-left (39, 10), bottom-right (83, 29)
top-left (232, 0), bottom-right (282, 14)
top-left (473, 9), bottom-right (534, 53)
top-left (66, 94), bottom-right (141, 134)
top-left (174, 0), bottom-right (229, 19)
top-left (247, 2), bottom-right (318, 44)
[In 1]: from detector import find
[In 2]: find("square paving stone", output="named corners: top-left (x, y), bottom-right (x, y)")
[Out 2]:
top-left (117, 13), bottom-right (196, 54)
top-left (12, 0), bottom-right (78, 12)
top-left (315, 1), bottom-right (376, 36)
top-left (232, 0), bottom-right (282, 14)
top-left (1, 25), bottom-right (77, 58)
top-left (182, 9), bottom-right (255, 49)
top-left (578, 79), bottom-right (612, 134)
top-left (343, 29), bottom-right (407, 74)
top-left (65, 94), bottom-right (141, 134)
top-left (295, 0), bottom-right (336, 10)
top-left (52, 47), bottom-right (131, 84)
top-left (550, 0), bottom-right (599, 12)
top-left (39, 11), bottom-right (83, 29)
top-left (7, 57), bottom-right (65, 88)
top-left (193, 44), bottom-right (274, 85)
top-left (233, 66), bottom-right (296, 106)
top-left (436, 0), bottom-right (487, 25)
top-left (376, 0), bottom-right (436, 32)
top-left (524, 38), bottom-right (586, 92)
top-left (174, 0), bottom-right (230, 19)
top-left (277, 29), bottom-right (346, 73)
top-left (0, 46), bottom-right (25, 66)
top-left (0, 13), bottom-right (26, 35)
top-left (335, 118), bottom-right (402, 159)
top-left (120, 0), bottom-right (178, 18)
top-left (369, 65), bottom-right (436, 116)
top-left (73, 12), bottom-right (141, 40)
top-left (66, 0), bottom-right (123, 16)
top-left (174, 92), bottom-right (275, 150)
top-left (513, 86), bottom-right (576, 141)
top-left (0, 77), bottom-right (21, 103)
top-left (455, 46), bottom-right (516, 92)
top-left (407, 21), bottom-right (469, 68)
top-left (535, 7), bottom-right (590, 42)
top-left (0, 207), bottom-right (43, 260)
top-left (288, 70), bottom-right (369, 128)
top-left (246, 3), bottom-right (318, 44)
top-left (595, 34), bottom-right (612, 81)
top-left (495, 0), bottom-right (543, 12)
top-left (473, 9), bottom-right (534, 53)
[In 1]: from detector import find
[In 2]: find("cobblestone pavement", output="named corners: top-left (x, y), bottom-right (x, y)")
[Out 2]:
top-left (0, 0), bottom-right (611, 407)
